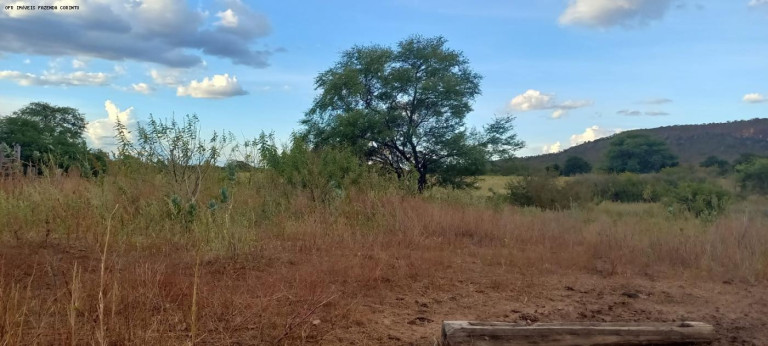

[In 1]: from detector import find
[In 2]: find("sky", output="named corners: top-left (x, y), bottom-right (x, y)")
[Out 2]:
top-left (0, 0), bottom-right (767, 157)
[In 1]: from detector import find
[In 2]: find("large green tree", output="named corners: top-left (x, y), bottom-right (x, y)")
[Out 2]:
top-left (0, 102), bottom-right (87, 168)
top-left (604, 133), bottom-right (678, 174)
top-left (562, 155), bottom-right (592, 176)
top-left (301, 35), bottom-right (524, 191)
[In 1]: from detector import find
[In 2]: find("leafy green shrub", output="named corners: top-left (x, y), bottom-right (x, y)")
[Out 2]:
top-left (506, 176), bottom-right (592, 210)
top-left (736, 158), bottom-right (768, 194)
top-left (663, 182), bottom-right (730, 221)
top-left (259, 134), bottom-right (392, 203)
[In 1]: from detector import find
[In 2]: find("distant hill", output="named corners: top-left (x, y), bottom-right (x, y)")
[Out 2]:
top-left (515, 118), bottom-right (768, 170)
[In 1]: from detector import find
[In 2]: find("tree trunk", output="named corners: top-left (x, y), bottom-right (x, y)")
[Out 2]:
top-left (417, 171), bottom-right (427, 193)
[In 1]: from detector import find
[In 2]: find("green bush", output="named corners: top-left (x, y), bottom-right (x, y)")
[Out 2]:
top-left (506, 176), bottom-right (592, 210)
top-left (663, 182), bottom-right (730, 221)
top-left (736, 158), bottom-right (768, 194)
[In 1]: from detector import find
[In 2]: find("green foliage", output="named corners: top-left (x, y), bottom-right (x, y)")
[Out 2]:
top-left (506, 176), bottom-right (592, 210)
top-left (505, 168), bottom-right (732, 220)
top-left (736, 158), bottom-right (768, 194)
top-left (0, 102), bottom-right (87, 170)
top-left (301, 35), bottom-right (523, 192)
top-left (85, 149), bottom-right (110, 177)
top-left (259, 134), bottom-right (389, 203)
top-left (544, 163), bottom-right (561, 175)
top-left (663, 182), bottom-right (731, 222)
top-left (604, 133), bottom-right (678, 174)
top-left (700, 155), bottom-right (730, 175)
top-left (562, 156), bottom-right (592, 176)
top-left (119, 114), bottom-right (234, 202)
top-left (700, 155), bottom-right (729, 169)
top-left (732, 152), bottom-right (762, 168)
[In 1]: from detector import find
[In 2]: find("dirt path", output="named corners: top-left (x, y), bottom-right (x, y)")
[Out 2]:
top-left (332, 275), bottom-right (767, 345)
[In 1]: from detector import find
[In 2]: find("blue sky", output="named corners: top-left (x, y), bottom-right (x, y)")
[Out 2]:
top-left (1, 0), bottom-right (767, 156)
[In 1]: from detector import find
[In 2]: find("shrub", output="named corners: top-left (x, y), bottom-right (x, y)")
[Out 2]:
top-left (663, 182), bottom-right (731, 221)
top-left (506, 175), bottom-right (592, 210)
top-left (736, 158), bottom-right (768, 194)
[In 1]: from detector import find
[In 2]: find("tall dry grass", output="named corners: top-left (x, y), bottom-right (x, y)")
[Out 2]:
top-left (0, 172), bottom-right (766, 343)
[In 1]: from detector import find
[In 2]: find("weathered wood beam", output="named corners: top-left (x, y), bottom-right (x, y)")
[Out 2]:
top-left (442, 321), bottom-right (715, 345)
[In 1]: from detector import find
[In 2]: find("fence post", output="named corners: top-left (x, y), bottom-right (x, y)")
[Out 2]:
top-left (13, 144), bottom-right (21, 162)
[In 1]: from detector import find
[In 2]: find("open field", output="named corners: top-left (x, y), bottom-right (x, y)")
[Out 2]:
top-left (1, 174), bottom-right (768, 344)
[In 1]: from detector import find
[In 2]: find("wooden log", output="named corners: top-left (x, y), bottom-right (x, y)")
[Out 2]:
top-left (441, 321), bottom-right (715, 345)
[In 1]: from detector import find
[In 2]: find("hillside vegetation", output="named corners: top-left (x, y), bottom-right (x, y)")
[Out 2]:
top-left (510, 118), bottom-right (768, 171)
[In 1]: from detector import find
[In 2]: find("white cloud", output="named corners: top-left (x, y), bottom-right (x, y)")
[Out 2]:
top-left (644, 111), bottom-right (669, 116)
top-left (0, 0), bottom-right (273, 68)
top-left (176, 73), bottom-right (248, 98)
top-left (617, 109), bottom-right (642, 116)
top-left (72, 58), bottom-right (87, 69)
top-left (216, 9), bottom-right (238, 27)
top-left (640, 98), bottom-right (672, 104)
top-left (749, 0), bottom-right (768, 6)
top-left (509, 89), bottom-right (553, 111)
top-left (0, 70), bottom-right (111, 87)
top-left (131, 83), bottom-right (153, 94)
top-left (150, 68), bottom-right (186, 86)
top-left (743, 93), bottom-right (766, 103)
top-left (508, 89), bottom-right (592, 119)
top-left (542, 141), bottom-right (562, 154)
top-left (23, 59), bottom-right (30, 64)
top-left (86, 100), bottom-right (134, 151)
top-left (570, 125), bottom-right (623, 146)
top-left (559, 0), bottom-right (676, 28)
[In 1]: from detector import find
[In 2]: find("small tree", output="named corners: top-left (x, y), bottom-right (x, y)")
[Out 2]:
top-left (562, 156), bottom-right (592, 176)
top-left (604, 133), bottom-right (678, 174)
top-left (301, 35), bottom-right (524, 192)
top-left (116, 114), bottom-right (234, 202)
top-left (736, 158), bottom-right (768, 194)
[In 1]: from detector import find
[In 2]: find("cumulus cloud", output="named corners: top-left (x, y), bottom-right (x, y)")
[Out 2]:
top-left (542, 141), bottom-right (562, 154)
top-left (131, 83), bottom-right (153, 94)
top-left (508, 89), bottom-right (593, 119)
top-left (743, 93), bottom-right (766, 103)
top-left (216, 9), bottom-right (239, 27)
top-left (176, 73), bottom-right (248, 98)
top-left (86, 100), bottom-right (134, 151)
top-left (559, 0), bottom-right (677, 28)
top-left (0, 70), bottom-right (111, 86)
top-left (509, 89), bottom-right (553, 111)
top-left (0, 0), bottom-right (273, 68)
top-left (570, 125), bottom-right (622, 146)
top-left (150, 68), bottom-right (187, 86)
top-left (72, 58), bottom-right (87, 69)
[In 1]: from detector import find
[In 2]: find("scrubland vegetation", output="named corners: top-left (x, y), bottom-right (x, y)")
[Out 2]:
top-left (1, 131), bottom-right (767, 343)
top-left (1, 35), bottom-right (768, 344)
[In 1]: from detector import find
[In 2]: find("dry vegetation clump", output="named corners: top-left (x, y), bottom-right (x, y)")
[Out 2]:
top-left (1, 172), bottom-right (767, 344)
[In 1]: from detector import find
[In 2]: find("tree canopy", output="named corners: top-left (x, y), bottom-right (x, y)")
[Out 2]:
top-left (604, 133), bottom-right (678, 174)
top-left (0, 102), bottom-right (87, 168)
top-left (562, 155), bottom-right (592, 176)
top-left (301, 35), bottom-right (523, 191)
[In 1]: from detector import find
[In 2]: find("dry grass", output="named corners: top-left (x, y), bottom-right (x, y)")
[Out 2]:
top-left (0, 173), bottom-right (767, 344)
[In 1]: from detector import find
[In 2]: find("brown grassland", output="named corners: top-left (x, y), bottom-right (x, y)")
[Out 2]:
top-left (1, 171), bottom-right (767, 345)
